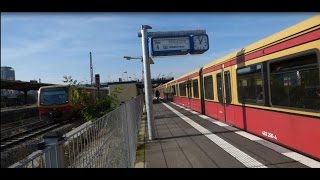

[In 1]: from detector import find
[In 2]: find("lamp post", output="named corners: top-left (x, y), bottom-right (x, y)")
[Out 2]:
top-left (123, 56), bottom-right (143, 82)
top-left (123, 56), bottom-right (154, 82)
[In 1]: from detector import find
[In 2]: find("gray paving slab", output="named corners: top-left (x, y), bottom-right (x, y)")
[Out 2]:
top-left (145, 140), bottom-right (167, 168)
top-left (159, 139), bottom-right (192, 168)
top-left (169, 114), bottom-right (245, 168)
top-left (159, 115), bottom-right (218, 168)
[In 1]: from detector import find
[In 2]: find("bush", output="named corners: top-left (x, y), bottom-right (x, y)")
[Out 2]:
top-left (63, 76), bottom-right (122, 122)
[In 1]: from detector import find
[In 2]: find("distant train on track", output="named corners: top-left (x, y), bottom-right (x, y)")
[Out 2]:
top-left (38, 85), bottom-right (108, 122)
top-left (156, 15), bottom-right (320, 160)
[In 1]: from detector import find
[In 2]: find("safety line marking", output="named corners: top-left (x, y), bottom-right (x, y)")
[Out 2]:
top-left (162, 101), bottom-right (267, 168)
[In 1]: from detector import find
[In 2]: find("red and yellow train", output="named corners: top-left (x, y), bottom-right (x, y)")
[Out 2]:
top-left (156, 15), bottom-right (320, 160)
top-left (38, 85), bottom-right (108, 122)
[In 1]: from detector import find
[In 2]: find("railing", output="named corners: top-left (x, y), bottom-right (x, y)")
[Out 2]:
top-left (10, 95), bottom-right (144, 168)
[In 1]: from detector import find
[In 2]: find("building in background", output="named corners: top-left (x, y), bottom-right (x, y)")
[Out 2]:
top-left (1, 67), bottom-right (38, 107)
top-left (1, 66), bottom-right (17, 100)
top-left (108, 82), bottom-right (143, 105)
top-left (1, 66), bottom-right (15, 80)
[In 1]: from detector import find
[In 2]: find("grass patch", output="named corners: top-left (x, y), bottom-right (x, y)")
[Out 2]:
top-left (134, 114), bottom-right (146, 168)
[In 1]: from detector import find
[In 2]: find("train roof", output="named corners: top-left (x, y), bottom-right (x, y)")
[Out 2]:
top-left (203, 15), bottom-right (320, 69)
top-left (174, 68), bottom-right (201, 83)
top-left (166, 79), bottom-right (176, 86)
top-left (39, 84), bottom-right (68, 90)
top-left (39, 84), bottom-right (108, 91)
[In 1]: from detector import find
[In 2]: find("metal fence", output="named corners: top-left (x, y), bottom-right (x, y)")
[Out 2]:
top-left (10, 95), bottom-right (144, 168)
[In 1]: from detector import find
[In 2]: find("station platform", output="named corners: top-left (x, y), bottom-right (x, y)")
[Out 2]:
top-left (137, 99), bottom-right (320, 168)
top-left (1, 104), bottom-right (37, 113)
top-left (1, 104), bottom-right (38, 124)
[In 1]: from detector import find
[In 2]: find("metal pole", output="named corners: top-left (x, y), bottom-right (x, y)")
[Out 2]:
top-left (97, 86), bottom-right (100, 100)
top-left (90, 52), bottom-right (93, 87)
top-left (141, 60), bottom-right (144, 83)
top-left (141, 25), bottom-right (155, 140)
top-left (43, 132), bottom-right (65, 168)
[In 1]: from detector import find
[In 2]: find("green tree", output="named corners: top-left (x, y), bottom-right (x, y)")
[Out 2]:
top-left (62, 76), bottom-right (122, 122)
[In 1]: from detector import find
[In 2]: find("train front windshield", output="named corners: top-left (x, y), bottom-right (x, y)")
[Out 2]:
top-left (40, 87), bottom-right (68, 106)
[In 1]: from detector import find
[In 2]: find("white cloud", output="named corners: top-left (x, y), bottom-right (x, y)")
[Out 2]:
top-left (2, 31), bottom-right (70, 62)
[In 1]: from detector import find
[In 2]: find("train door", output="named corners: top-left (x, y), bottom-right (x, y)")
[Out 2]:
top-left (216, 65), bottom-right (232, 122)
top-left (167, 85), bottom-right (171, 101)
top-left (186, 80), bottom-right (192, 108)
top-left (199, 68), bottom-right (205, 114)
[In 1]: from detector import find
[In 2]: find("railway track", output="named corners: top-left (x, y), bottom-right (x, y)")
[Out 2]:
top-left (1, 119), bottom-right (45, 138)
top-left (1, 121), bottom-right (70, 151)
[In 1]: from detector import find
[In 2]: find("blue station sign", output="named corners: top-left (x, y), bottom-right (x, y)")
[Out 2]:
top-left (151, 36), bottom-right (191, 56)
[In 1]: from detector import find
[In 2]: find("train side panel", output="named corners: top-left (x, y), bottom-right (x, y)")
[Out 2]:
top-left (174, 96), bottom-right (190, 108)
top-left (190, 98), bottom-right (201, 113)
top-left (204, 101), bottom-right (219, 120)
top-left (232, 105), bottom-right (320, 160)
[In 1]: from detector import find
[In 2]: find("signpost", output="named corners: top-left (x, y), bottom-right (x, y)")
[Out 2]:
top-left (95, 74), bottom-right (100, 99)
top-left (149, 31), bottom-right (209, 57)
top-left (139, 28), bottom-right (210, 141)
top-left (95, 74), bottom-right (100, 87)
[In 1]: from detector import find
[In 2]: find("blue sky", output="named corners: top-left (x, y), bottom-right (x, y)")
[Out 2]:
top-left (1, 13), bottom-right (317, 84)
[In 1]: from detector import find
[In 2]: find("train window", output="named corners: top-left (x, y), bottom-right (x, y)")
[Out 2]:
top-left (204, 75), bottom-right (214, 100)
top-left (40, 87), bottom-right (68, 105)
top-left (237, 63), bottom-right (264, 104)
top-left (269, 53), bottom-right (320, 110)
top-left (216, 71), bottom-right (232, 104)
top-left (172, 85), bottom-right (176, 96)
top-left (179, 82), bottom-right (186, 96)
top-left (224, 71), bottom-right (232, 104)
top-left (193, 79), bottom-right (199, 98)
top-left (217, 73), bottom-right (223, 103)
